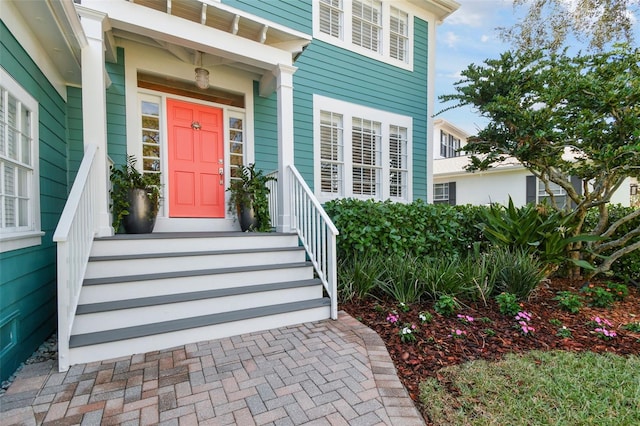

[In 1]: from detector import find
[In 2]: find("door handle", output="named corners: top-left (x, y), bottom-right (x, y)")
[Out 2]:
top-left (219, 167), bottom-right (224, 175)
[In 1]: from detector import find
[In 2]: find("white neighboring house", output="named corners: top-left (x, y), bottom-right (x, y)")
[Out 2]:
top-left (432, 119), bottom-right (632, 207)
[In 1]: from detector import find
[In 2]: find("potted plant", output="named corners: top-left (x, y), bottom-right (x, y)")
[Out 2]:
top-left (227, 163), bottom-right (275, 232)
top-left (110, 155), bottom-right (161, 233)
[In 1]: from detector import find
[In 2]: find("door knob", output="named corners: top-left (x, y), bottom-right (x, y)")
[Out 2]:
top-left (219, 167), bottom-right (224, 175)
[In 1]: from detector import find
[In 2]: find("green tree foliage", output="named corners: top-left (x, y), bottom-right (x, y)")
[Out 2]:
top-left (440, 44), bottom-right (640, 277)
top-left (502, 0), bottom-right (638, 51)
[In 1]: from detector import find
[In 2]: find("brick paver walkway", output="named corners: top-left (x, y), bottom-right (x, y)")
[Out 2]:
top-left (0, 312), bottom-right (424, 425)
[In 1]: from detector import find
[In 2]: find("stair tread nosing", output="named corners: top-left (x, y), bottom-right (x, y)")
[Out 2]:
top-left (89, 246), bottom-right (305, 262)
top-left (94, 231), bottom-right (298, 241)
top-left (83, 261), bottom-right (313, 286)
top-left (69, 298), bottom-right (331, 348)
top-left (76, 279), bottom-right (323, 314)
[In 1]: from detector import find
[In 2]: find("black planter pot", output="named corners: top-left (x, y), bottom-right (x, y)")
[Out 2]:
top-left (238, 203), bottom-right (259, 232)
top-left (122, 188), bottom-right (157, 234)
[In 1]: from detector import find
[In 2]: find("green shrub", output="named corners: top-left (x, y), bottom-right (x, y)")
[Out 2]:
top-left (422, 258), bottom-right (464, 300)
top-left (455, 253), bottom-right (498, 303)
top-left (553, 291), bottom-right (583, 313)
top-left (495, 292), bottom-right (521, 316)
top-left (478, 198), bottom-right (595, 276)
top-left (434, 294), bottom-right (459, 316)
top-left (336, 251), bottom-right (384, 302)
top-left (491, 247), bottom-right (546, 299)
top-left (378, 254), bottom-right (426, 304)
top-left (605, 281), bottom-right (629, 301)
top-left (581, 285), bottom-right (615, 308)
top-left (324, 199), bottom-right (489, 260)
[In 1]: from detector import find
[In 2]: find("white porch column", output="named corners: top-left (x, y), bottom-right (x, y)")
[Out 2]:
top-left (78, 9), bottom-right (113, 237)
top-left (275, 64), bottom-right (297, 233)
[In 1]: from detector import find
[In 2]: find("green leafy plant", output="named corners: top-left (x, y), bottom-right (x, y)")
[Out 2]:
top-left (378, 254), bottom-right (427, 304)
top-left (434, 295), bottom-right (459, 317)
top-left (553, 291), bottom-right (583, 314)
top-left (556, 326), bottom-right (573, 339)
top-left (399, 324), bottom-right (418, 343)
top-left (495, 292), bottom-right (521, 316)
top-left (622, 322), bottom-right (640, 333)
top-left (490, 246), bottom-right (546, 299)
top-left (581, 285), bottom-right (615, 308)
top-left (549, 318), bottom-right (563, 327)
top-left (109, 155), bottom-right (161, 232)
top-left (605, 281), bottom-right (629, 302)
top-left (418, 311), bottom-right (433, 323)
top-left (484, 328), bottom-right (496, 337)
top-left (337, 251), bottom-right (384, 302)
top-left (227, 163), bottom-right (275, 232)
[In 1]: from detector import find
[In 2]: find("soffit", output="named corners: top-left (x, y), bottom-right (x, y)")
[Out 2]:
top-left (82, 0), bottom-right (311, 75)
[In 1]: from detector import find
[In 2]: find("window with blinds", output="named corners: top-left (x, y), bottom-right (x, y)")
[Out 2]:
top-left (320, 111), bottom-right (344, 195)
top-left (390, 7), bottom-right (408, 62)
top-left (352, 0), bottom-right (382, 53)
top-left (315, 95), bottom-right (412, 202)
top-left (389, 125), bottom-right (407, 198)
top-left (0, 68), bottom-right (41, 252)
top-left (352, 118), bottom-right (381, 196)
top-left (314, 0), bottom-right (413, 68)
top-left (538, 180), bottom-right (568, 209)
top-left (0, 86), bottom-right (33, 232)
top-left (319, 0), bottom-right (343, 39)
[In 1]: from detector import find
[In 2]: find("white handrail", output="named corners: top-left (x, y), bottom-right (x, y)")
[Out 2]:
top-left (287, 165), bottom-right (339, 319)
top-left (266, 170), bottom-right (278, 229)
top-left (53, 144), bottom-right (99, 372)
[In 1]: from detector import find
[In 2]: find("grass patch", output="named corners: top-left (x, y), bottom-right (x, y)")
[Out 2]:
top-left (420, 351), bottom-right (640, 425)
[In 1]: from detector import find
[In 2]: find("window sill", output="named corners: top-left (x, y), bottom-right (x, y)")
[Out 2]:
top-left (0, 231), bottom-right (45, 253)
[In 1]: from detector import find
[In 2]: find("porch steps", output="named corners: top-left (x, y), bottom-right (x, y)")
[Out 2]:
top-left (67, 232), bottom-right (331, 366)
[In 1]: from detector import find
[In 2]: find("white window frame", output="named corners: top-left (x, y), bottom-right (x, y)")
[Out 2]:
top-left (439, 130), bottom-right (461, 158)
top-left (538, 180), bottom-right (568, 209)
top-left (433, 182), bottom-right (449, 203)
top-left (313, 0), bottom-right (414, 70)
top-left (0, 68), bottom-right (42, 252)
top-left (314, 95), bottom-right (412, 203)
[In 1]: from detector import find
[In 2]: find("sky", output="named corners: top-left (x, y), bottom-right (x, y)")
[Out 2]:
top-left (434, 0), bottom-right (639, 136)
top-left (435, 0), bottom-right (517, 135)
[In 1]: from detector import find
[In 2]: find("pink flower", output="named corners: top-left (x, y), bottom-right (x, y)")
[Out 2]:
top-left (457, 314), bottom-right (475, 323)
top-left (386, 313), bottom-right (399, 324)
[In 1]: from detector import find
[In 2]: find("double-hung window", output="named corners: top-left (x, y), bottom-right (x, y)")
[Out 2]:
top-left (315, 95), bottom-right (412, 202)
top-left (352, 0), bottom-right (382, 53)
top-left (320, 111), bottom-right (344, 195)
top-left (439, 130), bottom-right (461, 158)
top-left (538, 180), bottom-right (568, 209)
top-left (315, 0), bottom-right (413, 69)
top-left (319, 0), bottom-right (343, 39)
top-left (0, 69), bottom-right (41, 252)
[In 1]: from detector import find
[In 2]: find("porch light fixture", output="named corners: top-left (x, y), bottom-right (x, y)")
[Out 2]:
top-left (195, 67), bottom-right (209, 89)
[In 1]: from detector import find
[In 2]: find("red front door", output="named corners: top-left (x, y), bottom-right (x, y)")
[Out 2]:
top-left (167, 99), bottom-right (225, 218)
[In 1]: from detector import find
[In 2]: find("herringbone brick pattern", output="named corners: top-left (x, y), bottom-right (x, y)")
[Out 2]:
top-left (0, 312), bottom-right (424, 425)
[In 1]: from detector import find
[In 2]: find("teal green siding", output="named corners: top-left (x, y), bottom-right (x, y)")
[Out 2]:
top-left (0, 21), bottom-right (68, 381)
top-left (229, 0), bottom-right (430, 200)
top-left (106, 48), bottom-right (127, 166)
top-left (222, 0), bottom-right (311, 34)
top-left (253, 82), bottom-right (279, 173)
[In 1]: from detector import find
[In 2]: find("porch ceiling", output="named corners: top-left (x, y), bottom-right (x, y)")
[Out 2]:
top-left (80, 0), bottom-right (311, 78)
top-left (9, 0), bottom-right (85, 86)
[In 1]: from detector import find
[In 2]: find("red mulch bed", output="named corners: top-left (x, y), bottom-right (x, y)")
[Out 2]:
top-left (342, 278), bottom-right (640, 408)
